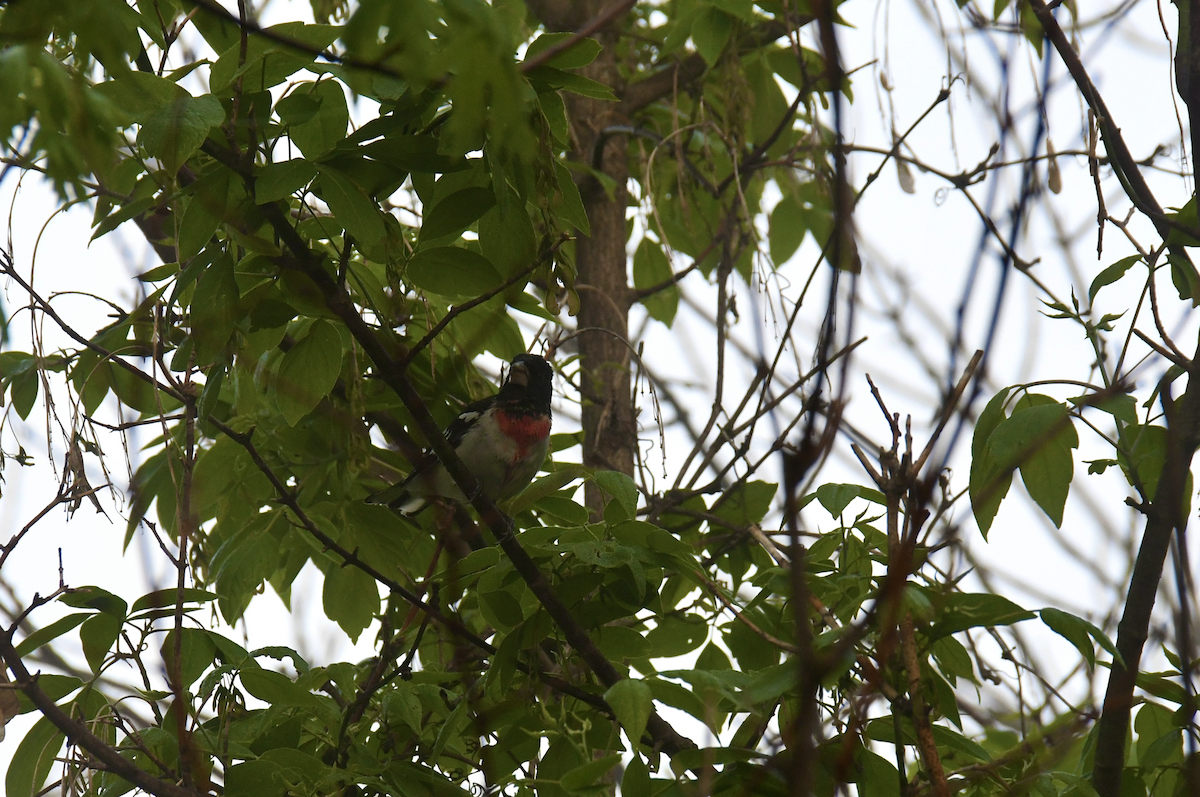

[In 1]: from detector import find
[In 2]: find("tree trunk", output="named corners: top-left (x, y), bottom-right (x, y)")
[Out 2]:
top-left (564, 3), bottom-right (637, 514)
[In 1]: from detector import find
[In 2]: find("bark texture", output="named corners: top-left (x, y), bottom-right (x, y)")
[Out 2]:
top-left (563, 2), bottom-right (637, 513)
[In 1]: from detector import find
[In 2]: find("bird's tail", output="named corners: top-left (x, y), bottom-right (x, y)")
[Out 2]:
top-left (365, 483), bottom-right (430, 515)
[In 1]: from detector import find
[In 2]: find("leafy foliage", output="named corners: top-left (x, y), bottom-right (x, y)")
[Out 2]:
top-left (0, 2), bottom-right (1189, 797)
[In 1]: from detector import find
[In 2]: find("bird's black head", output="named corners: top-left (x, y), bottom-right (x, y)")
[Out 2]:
top-left (497, 353), bottom-right (554, 414)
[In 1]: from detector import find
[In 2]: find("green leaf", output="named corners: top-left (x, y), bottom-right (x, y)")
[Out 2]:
top-left (1040, 607), bottom-right (1121, 670)
top-left (930, 636), bottom-right (975, 685)
top-left (6, 715), bottom-right (64, 797)
top-left (1068, 392), bottom-right (1137, 425)
top-left (715, 480), bottom-right (778, 526)
top-left (595, 470), bottom-right (638, 521)
top-left (323, 563), bottom-right (379, 642)
top-left (240, 668), bottom-right (327, 710)
top-left (191, 254), bottom-right (241, 365)
top-left (969, 388), bottom-right (1012, 537)
top-left (594, 625), bottom-right (650, 660)
top-left (11, 367), bottom-right (38, 419)
top-left (692, 7), bottom-right (733, 65)
top-left (712, 0), bottom-right (755, 20)
top-left (1165, 198), bottom-right (1200, 247)
top-left (210, 22), bottom-right (339, 94)
top-left (212, 518), bottom-right (278, 623)
top-left (1169, 252), bottom-right (1200, 305)
top-left (524, 33), bottom-right (603, 69)
top-left (769, 195), bottom-right (807, 265)
top-left (93, 71), bottom-right (179, 123)
top-left (282, 80), bottom-right (348, 158)
top-left (480, 588), bottom-right (525, 631)
top-left (12, 675), bottom-right (82, 717)
top-left (362, 135), bottom-right (466, 173)
top-left (560, 754), bottom-right (622, 791)
top-left (223, 759), bottom-right (284, 797)
top-left (670, 747), bottom-right (763, 775)
top-left (1006, 394), bottom-right (1078, 528)
top-left (1019, 2), bottom-right (1044, 57)
top-left (420, 186), bottom-right (496, 242)
top-left (160, 628), bottom-right (218, 688)
top-left (178, 172), bottom-right (231, 260)
top-left (1136, 701), bottom-right (1182, 762)
top-left (255, 159), bottom-right (318, 204)
top-left (645, 614), bottom-right (708, 658)
top-left (605, 678), bottom-right (652, 748)
top-left (91, 196), bottom-right (156, 242)
top-left (930, 593), bottom-right (1035, 639)
top-left (14, 613), bottom-right (90, 657)
top-left (622, 756), bottom-right (651, 797)
top-left (633, 238), bottom-right (679, 324)
top-left (315, 164), bottom-right (386, 245)
top-left (813, 483), bottom-right (886, 517)
top-left (276, 320), bottom-right (342, 426)
top-left (138, 92), bottom-right (225, 175)
top-left (526, 66), bottom-right (617, 100)
top-left (856, 749), bottom-right (902, 797)
top-left (131, 588), bottom-right (218, 613)
top-left (741, 661), bottom-right (796, 704)
top-left (724, 613), bottom-right (780, 670)
top-left (553, 161), bottom-right (590, 235)
top-left (1088, 255), bottom-right (1140, 304)
top-left (646, 677), bottom-right (710, 730)
top-left (60, 586), bottom-right (127, 617)
top-left (479, 201), bottom-right (536, 279)
top-left (447, 295), bottom-right (526, 359)
top-left (80, 612), bottom-right (120, 673)
top-left (1119, 423), bottom-right (1171, 501)
top-left (428, 697), bottom-right (469, 764)
top-left (406, 247), bottom-right (502, 296)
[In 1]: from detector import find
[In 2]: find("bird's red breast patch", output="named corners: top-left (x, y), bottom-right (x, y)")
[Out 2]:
top-left (495, 412), bottom-right (551, 458)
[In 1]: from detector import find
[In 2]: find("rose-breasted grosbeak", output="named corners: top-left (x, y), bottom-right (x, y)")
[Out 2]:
top-left (368, 353), bottom-right (554, 515)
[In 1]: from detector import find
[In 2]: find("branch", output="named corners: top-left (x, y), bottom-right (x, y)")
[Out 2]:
top-left (1021, 7), bottom-right (1200, 795)
top-left (0, 253), bottom-right (183, 403)
top-left (208, 420), bottom-right (492, 652)
top-left (0, 635), bottom-right (204, 797)
top-left (201, 141), bottom-right (697, 760)
top-left (187, 0), bottom-right (404, 80)
top-left (519, 0), bottom-right (637, 74)
top-left (618, 15), bottom-right (814, 115)
top-left (1091, 367), bottom-right (1200, 797)
top-left (1025, 0), bottom-right (1173, 236)
top-left (400, 236), bottom-right (567, 369)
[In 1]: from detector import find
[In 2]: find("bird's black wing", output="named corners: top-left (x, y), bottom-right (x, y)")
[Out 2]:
top-left (442, 395), bottom-right (496, 449)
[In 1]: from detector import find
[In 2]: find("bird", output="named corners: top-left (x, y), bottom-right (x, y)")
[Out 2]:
top-left (367, 353), bottom-right (554, 515)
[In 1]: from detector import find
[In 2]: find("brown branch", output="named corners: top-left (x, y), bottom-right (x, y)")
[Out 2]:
top-left (400, 236), bottom-right (567, 369)
top-left (900, 611), bottom-right (951, 797)
top-left (187, 0), bottom-right (405, 80)
top-left (519, 0), bottom-right (637, 74)
top-left (0, 490), bottom-right (74, 571)
top-left (1091, 368), bottom-right (1200, 797)
top-left (0, 253), bottom-right (184, 403)
top-left (618, 15), bottom-right (814, 115)
top-left (0, 635), bottom-right (204, 797)
top-left (200, 141), bottom-right (696, 760)
top-left (911, 349), bottom-right (984, 476)
top-left (1025, 0), bottom-right (1172, 235)
top-left (208, 419), bottom-right (491, 651)
top-left (171, 390), bottom-right (198, 790)
top-left (1023, 6), bottom-right (1200, 795)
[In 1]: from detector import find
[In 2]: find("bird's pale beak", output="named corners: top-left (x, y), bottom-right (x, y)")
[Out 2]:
top-left (508, 363), bottom-right (529, 387)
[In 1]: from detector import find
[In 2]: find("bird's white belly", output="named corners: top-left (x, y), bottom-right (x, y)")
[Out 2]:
top-left (428, 409), bottom-right (547, 503)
